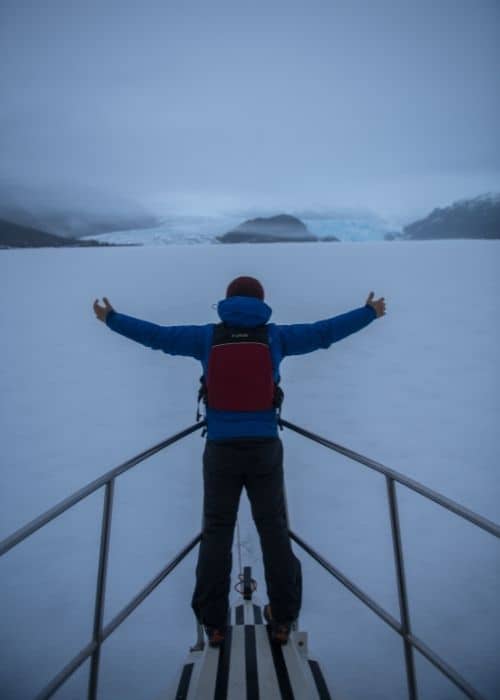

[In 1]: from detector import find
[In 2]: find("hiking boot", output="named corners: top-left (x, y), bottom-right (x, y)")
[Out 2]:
top-left (205, 626), bottom-right (226, 648)
top-left (263, 604), bottom-right (291, 645)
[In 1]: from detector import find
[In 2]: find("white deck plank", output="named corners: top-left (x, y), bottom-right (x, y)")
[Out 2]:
top-left (282, 633), bottom-right (319, 699)
top-left (189, 645), bottom-right (219, 700)
top-left (254, 624), bottom-right (282, 699)
top-left (226, 623), bottom-right (246, 700)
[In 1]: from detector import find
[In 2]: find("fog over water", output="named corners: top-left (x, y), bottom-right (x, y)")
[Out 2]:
top-left (1, 242), bottom-right (499, 699)
top-left (1, 0), bottom-right (499, 222)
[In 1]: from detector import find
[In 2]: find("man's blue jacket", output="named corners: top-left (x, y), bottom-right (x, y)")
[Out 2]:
top-left (106, 296), bottom-right (377, 441)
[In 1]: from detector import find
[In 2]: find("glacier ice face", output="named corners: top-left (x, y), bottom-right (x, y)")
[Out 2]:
top-left (83, 211), bottom-right (398, 245)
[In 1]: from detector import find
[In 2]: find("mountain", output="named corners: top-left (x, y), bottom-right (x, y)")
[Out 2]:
top-left (0, 181), bottom-right (160, 238)
top-left (217, 214), bottom-right (318, 243)
top-left (0, 218), bottom-right (109, 248)
top-left (399, 193), bottom-right (500, 240)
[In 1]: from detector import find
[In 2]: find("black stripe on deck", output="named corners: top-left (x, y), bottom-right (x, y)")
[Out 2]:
top-left (253, 604), bottom-right (263, 624)
top-left (245, 625), bottom-right (259, 700)
top-left (175, 663), bottom-right (194, 700)
top-left (236, 604), bottom-right (244, 625)
top-left (309, 660), bottom-right (332, 700)
top-left (266, 626), bottom-right (295, 700)
top-left (214, 626), bottom-right (232, 700)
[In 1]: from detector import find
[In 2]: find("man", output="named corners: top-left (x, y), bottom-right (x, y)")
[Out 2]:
top-left (93, 277), bottom-right (385, 646)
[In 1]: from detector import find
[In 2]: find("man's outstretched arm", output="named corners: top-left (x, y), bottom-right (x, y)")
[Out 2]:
top-left (93, 298), bottom-right (206, 360)
top-left (277, 292), bottom-right (386, 357)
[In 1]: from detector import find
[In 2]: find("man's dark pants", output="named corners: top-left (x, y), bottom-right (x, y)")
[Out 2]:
top-left (191, 436), bottom-right (302, 628)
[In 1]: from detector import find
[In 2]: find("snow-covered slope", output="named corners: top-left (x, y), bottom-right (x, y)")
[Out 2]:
top-left (403, 192), bottom-right (500, 239)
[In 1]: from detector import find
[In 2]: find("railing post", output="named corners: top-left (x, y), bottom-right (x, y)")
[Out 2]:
top-left (386, 477), bottom-right (418, 700)
top-left (88, 480), bottom-right (115, 700)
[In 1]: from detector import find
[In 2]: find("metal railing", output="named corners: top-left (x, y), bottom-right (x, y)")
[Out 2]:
top-left (281, 418), bottom-right (500, 700)
top-left (1, 418), bottom-right (499, 700)
top-left (0, 421), bottom-right (206, 700)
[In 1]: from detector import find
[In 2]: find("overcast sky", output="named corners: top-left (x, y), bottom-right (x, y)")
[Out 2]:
top-left (1, 0), bottom-right (499, 219)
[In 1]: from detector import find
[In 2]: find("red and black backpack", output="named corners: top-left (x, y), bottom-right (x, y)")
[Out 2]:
top-left (197, 323), bottom-right (283, 417)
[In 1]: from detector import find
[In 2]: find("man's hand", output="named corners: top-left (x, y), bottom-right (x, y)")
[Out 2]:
top-left (365, 291), bottom-right (386, 318)
top-left (93, 297), bottom-right (114, 322)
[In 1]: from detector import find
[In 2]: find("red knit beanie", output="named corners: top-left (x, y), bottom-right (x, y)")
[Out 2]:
top-left (226, 276), bottom-right (265, 300)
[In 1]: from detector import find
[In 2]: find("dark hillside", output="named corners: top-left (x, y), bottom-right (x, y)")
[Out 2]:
top-left (0, 218), bottom-right (108, 248)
